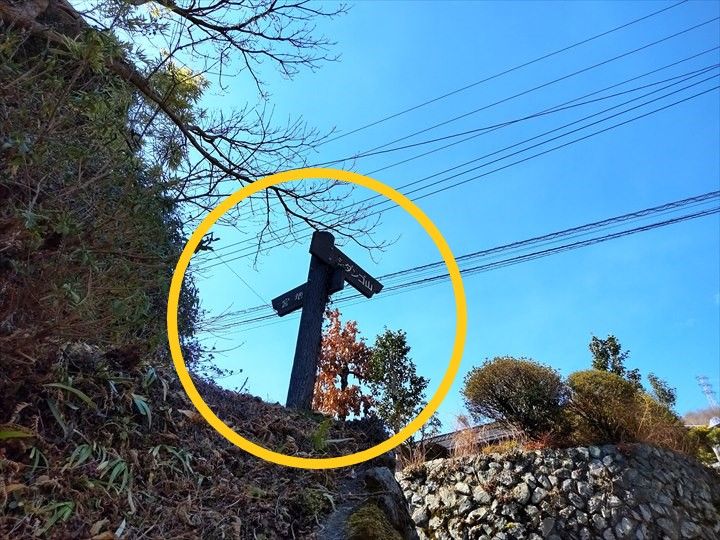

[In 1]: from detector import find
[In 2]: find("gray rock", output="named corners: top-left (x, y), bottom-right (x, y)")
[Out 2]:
top-left (680, 520), bottom-right (700, 538)
top-left (540, 517), bottom-right (556, 536)
top-left (522, 471), bottom-right (537, 487)
top-left (501, 502), bottom-right (520, 519)
top-left (457, 496), bottom-right (473, 516)
top-left (537, 474), bottom-right (552, 489)
top-left (592, 514), bottom-right (607, 530)
top-left (426, 493), bottom-right (441, 512)
top-left (615, 517), bottom-right (635, 538)
top-left (576, 447), bottom-right (590, 459)
top-left (589, 460), bottom-right (605, 476)
top-left (577, 481), bottom-right (593, 498)
top-left (603, 529), bottom-right (616, 540)
top-left (650, 503), bottom-right (667, 516)
top-left (531, 486), bottom-right (548, 504)
top-left (412, 506), bottom-right (429, 528)
top-left (525, 505), bottom-right (539, 519)
top-left (512, 482), bottom-right (531, 504)
top-left (588, 495), bottom-right (604, 514)
top-left (465, 506), bottom-right (488, 524)
top-left (498, 470), bottom-right (515, 486)
top-left (559, 505), bottom-right (574, 519)
top-left (428, 515), bottom-right (444, 531)
top-left (396, 443), bottom-right (720, 540)
top-left (472, 486), bottom-right (491, 504)
top-left (438, 486), bottom-right (456, 507)
top-left (657, 517), bottom-right (679, 540)
top-left (569, 492), bottom-right (586, 509)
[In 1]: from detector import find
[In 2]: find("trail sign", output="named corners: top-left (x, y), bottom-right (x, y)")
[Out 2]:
top-left (272, 270), bottom-right (345, 317)
top-left (310, 235), bottom-right (382, 298)
top-left (272, 231), bottom-right (383, 410)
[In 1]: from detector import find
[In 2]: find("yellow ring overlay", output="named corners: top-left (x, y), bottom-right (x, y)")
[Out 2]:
top-left (167, 167), bottom-right (467, 469)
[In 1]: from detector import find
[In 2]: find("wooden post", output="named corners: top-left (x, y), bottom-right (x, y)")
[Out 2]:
top-left (272, 230), bottom-right (382, 411)
top-left (285, 250), bottom-right (333, 409)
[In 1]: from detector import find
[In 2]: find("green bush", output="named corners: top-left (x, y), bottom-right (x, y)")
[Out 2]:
top-left (687, 425), bottom-right (720, 464)
top-left (568, 370), bottom-right (691, 451)
top-left (567, 370), bottom-right (639, 443)
top-left (462, 357), bottom-right (568, 439)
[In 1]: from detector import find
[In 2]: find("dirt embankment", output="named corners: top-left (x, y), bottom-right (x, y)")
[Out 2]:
top-left (1, 343), bottom-right (414, 539)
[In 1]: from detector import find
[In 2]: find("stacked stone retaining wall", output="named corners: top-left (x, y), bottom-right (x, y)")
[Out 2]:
top-left (396, 444), bottom-right (720, 540)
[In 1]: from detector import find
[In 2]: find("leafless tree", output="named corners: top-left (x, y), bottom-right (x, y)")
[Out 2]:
top-left (0, 0), bottom-right (383, 255)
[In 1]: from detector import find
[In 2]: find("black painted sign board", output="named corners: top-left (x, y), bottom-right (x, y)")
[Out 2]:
top-left (272, 269), bottom-right (344, 317)
top-left (309, 233), bottom-right (383, 298)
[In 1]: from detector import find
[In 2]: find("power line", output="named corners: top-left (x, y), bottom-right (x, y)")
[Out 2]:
top-left (228, 38), bottom-right (720, 227)
top-left (379, 191), bottom-right (720, 280)
top-left (316, 16), bottom-right (719, 164)
top-left (204, 191), bottom-right (719, 332)
top-left (316, 63), bottom-right (720, 166)
top-left (226, 206), bottom-right (719, 333)
top-left (198, 76), bottom-right (720, 269)
top-left (209, 251), bottom-right (269, 305)
top-left (409, 84), bottom-right (720, 203)
top-left (319, 1), bottom-right (689, 145)
top-left (208, 48), bottom-right (720, 258)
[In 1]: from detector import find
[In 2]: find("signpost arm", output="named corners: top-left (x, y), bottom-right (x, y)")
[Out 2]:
top-left (285, 252), bottom-right (332, 410)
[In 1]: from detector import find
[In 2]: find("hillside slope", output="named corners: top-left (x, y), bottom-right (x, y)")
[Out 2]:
top-left (0, 343), bottom-right (415, 539)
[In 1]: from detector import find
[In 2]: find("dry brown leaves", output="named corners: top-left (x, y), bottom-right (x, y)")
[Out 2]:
top-left (0, 344), bottom-right (386, 539)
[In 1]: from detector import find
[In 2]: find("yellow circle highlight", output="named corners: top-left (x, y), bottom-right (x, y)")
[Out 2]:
top-left (167, 167), bottom-right (467, 469)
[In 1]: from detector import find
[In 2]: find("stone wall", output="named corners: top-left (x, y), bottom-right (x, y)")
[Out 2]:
top-left (396, 444), bottom-right (720, 540)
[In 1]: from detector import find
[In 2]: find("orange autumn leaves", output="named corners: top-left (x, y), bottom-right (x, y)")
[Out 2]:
top-left (312, 309), bottom-right (373, 420)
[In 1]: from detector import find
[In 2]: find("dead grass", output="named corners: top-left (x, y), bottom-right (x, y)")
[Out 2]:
top-left (634, 396), bottom-right (699, 455)
top-left (450, 415), bottom-right (479, 458)
top-left (0, 343), bottom-right (384, 539)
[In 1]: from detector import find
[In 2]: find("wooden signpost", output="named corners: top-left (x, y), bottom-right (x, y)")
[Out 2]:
top-left (272, 231), bottom-right (383, 410)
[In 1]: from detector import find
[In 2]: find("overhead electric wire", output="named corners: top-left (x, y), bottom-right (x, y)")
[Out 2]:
top-left (316, 61), bottom-right (720, 165)
top-left (315, 16), bottom-right (719, 165)
top-left (198, 73), bottom-right (720, 269)
top-left (229, 38), bottom-right (720, 226)
top-left (409, 84), bottom-right (720, 202)
top-left (225, 206), bottom-right (720, 333)
top-left (378, 191), bottom-right (720, 280)
top-left (204, 191), bottom-right (719, 332)
top-left (209, 252), bottom-right (270, 305)
top-left (208, 47), bottom-right (720, 257)
top-left (356, 71), bottom-right (720, 206)
top-left (203, 81), bottom-right (719, 269)
top-left (319, 0), bottom-right (689, 145)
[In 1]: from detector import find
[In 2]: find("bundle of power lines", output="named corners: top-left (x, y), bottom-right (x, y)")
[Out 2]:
top-left (207, 191), bottom-right (719, 334)
top-left (190, 0), bottom-right (719, 333)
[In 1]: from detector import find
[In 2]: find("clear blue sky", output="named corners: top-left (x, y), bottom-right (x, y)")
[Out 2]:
top-left (190, 1), bottom-right (720, 432)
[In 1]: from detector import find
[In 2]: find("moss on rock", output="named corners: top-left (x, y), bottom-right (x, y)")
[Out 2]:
top-left (347, 502), bottom-right (402, 540)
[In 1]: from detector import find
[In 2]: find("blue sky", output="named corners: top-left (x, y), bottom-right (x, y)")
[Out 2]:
top-left (189, 1), bottom-right (720, 432)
